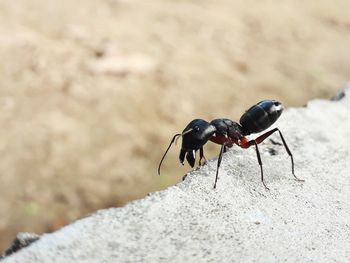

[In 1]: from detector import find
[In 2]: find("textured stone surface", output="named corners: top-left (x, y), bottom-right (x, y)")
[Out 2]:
top-left (1, 233), bottom-right (40, 259)
top-left (2, 88), bottom-right (350, 262)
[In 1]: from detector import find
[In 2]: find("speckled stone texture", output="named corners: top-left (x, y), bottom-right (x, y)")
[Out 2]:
top-left (2, 88), bottom-right (350, 263)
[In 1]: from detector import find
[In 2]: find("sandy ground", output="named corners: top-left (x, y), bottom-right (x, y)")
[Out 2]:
top-left (0, 0), bottom-right (350, 253)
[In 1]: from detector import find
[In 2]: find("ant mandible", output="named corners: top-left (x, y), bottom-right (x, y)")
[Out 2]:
top-left (158, 100), bottom-right (304, 190)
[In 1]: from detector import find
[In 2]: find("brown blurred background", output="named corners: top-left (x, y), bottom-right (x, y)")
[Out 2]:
top-left (0, 0), bottom-right (349, 253)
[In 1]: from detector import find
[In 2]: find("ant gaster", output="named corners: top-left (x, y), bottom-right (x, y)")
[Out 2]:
top-left (158, 100), bottom-right (304, 190)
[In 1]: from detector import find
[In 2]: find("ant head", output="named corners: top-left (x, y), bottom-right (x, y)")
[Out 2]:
top-left (179, 119), bottom-right (216, 167)
top-left (158, 119), bottom-right (216, 175)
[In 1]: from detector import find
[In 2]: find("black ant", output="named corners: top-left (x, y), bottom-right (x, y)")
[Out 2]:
top-left (158, 100), bottom-right (304, 190)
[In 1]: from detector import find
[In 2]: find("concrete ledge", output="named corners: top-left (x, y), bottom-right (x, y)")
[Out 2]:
top-left (2, 88), bottom-right (350, 262)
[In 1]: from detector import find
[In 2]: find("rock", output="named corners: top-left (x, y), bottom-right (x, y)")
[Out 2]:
top-left (331, 82), bottom-right (349, 101)
top-left (1, 233), bottom-right (40, 259)
top-left (2, 88), bottom-right (350, 262)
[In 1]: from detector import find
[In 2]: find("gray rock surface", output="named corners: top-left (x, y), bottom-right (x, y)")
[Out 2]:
top-left (3, 88), bottom-right (350, 263)
top-left (1, 233), bottom-right (40, 259)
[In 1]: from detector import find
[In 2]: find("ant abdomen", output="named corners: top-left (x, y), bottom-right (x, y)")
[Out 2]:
top-left (240, 100), bottom-right (283, 134)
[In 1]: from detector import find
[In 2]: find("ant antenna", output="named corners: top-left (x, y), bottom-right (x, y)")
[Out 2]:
top-left (158, 133), bottom-right (181, 175)
top-left (158, 128), bottom-right (194, 176)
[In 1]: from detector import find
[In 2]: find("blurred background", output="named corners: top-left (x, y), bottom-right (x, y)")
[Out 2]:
top-left (0, 0), bottom-right (350, 253)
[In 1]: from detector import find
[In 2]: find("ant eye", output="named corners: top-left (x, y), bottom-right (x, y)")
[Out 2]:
top-left (194, 126), bottom-right (200, 132)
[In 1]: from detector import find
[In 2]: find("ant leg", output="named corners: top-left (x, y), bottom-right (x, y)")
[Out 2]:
top-left (249, 128), bottom-right (304, 182)
top-left (252, 141), bottom-right (269, 190)
top-left (240, 140), bottom-right (269, 189)
top-left (214, 144), bottom-right (225, 189)
top-left (277, 130), bottom-right (304, 182)
top-left (199, 147), bottom-right (207, 166)
top-left (224, 145), bottom-right (229, 153)
top-left (253, 128), bottom-right (278, 144)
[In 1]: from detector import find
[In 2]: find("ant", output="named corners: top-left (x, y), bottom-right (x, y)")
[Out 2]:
top-left (158, 100), bottom-right (304, 190)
